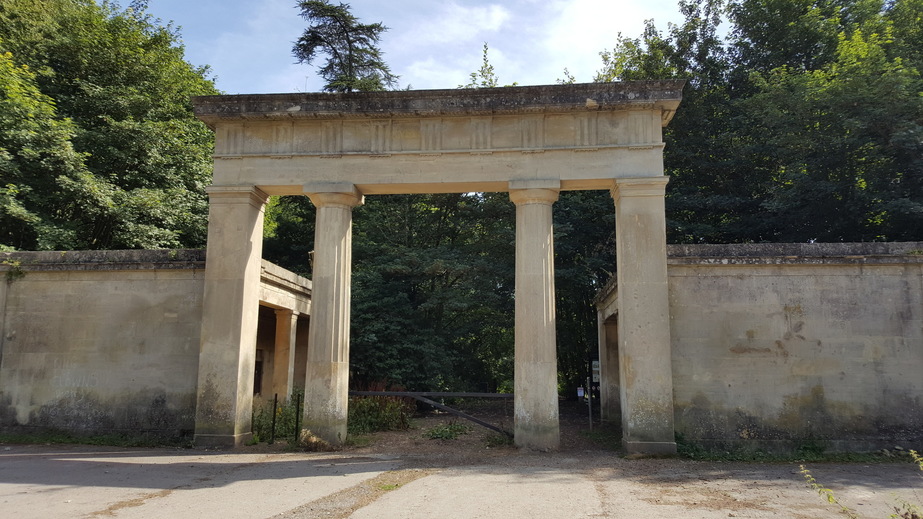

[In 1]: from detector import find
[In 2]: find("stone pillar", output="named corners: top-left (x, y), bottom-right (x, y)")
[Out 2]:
top-left (302, 184), bottom-right (363, 445)
top-left (272, 309), bottom-right (299, 400)
top-left (611, 177), bottom-right (676, 455)
top-left (598, 314), bottom-right (621, 424)
top-left (509, 180), bottom-right (560, 450)
top-left (194, 185), bottom-right (268, 448)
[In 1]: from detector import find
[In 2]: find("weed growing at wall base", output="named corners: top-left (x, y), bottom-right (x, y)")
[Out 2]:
top-left (424, 421), bottom-right (469, 440)
top-left (800, 450), bottom-right (923, 519)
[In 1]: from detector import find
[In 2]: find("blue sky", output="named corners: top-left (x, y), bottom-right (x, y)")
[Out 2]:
top-left (142, 0), bottom-right (683, 94)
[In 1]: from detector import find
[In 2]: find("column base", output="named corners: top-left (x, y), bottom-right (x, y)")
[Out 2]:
top-left (514, 424), bottom-right (560, 451)
top-left (301, 423), bottom-right (347, 446)
top-left (194, 432), bottom-right (252, 449)
top-left (623, 440), bottom-right (677, 455)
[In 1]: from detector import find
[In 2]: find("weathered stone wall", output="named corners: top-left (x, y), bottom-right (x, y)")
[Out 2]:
top-left (667, 243), bottom-right (923, 451)
top-left (0, 250), bottom-right (207, 438)
top-left (0, 250), bottom-right (312, 440)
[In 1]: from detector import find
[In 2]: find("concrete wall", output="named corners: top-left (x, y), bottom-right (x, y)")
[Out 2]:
top-left (0, 250), bottom-right (206, 437)
top-left (666, 243), bottom-right (923, 451)
top-left (0, 250), bottom-right (312, 439)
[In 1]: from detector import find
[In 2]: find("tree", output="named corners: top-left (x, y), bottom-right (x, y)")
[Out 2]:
top-left (595, 0), bottom-right (923, 243)
top-left (293, 0), bottom-right (397, 92)
top-left (0, 0), bottom-right (219, 250)
top-left (0, 44), bottom-right (86, 250)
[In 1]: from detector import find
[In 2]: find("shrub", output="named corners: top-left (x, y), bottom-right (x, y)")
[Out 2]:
top-left (347, 396), bottom-right (413, 435)
top-left (252, 389), bottom-right (303, 445)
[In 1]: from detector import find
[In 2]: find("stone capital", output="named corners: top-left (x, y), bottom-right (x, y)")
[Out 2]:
top-left (509, 188), bottom-right (560, 206)
top-left (305, 190), bottom-right (364, 209)
top-left (205, 185), bottom-right (269, 208)
top-left (610, 177), bottom-right (669, 201)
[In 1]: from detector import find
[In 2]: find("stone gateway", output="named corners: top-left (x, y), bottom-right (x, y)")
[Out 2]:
top-left (1, 83), bottom-right (919, 454)
top-left (191, 82), bottom-right (684, 452)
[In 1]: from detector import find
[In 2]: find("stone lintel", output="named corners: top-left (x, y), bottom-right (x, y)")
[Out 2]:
top-left (193, 81), bottom-right (685, 124)
top-left (611, 176), bottom-right (670, 199)
top-left (303, 183), bottom-right (364, 209)
top-left (508, 179), bottom-right (561, 191)
top-left (206, 185), bottom-right (269, 208)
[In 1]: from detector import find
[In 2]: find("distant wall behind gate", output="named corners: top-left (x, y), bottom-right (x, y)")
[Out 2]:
top-left (668, 243), bottom-right (923, 451)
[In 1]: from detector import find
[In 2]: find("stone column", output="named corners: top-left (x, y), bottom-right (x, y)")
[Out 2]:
top-left (302, 184), bottom-right (363, 445)
top-left (194, 185), bottom-right (268, 448)
top-left (509, 180), bottom-right (560, 450)
top-left (611, 177), bottom-right (676, 455)
top-left (598, 314), bottom-right (621, 424)
top-left (272, 309), bottom-right (299, 400)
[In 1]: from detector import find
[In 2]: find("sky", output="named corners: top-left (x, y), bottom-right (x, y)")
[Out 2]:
top-left (141, 0), bottom-right (684, 95)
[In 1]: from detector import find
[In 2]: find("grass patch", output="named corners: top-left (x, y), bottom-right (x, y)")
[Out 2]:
top-left (424, 421), bottom-right (469, 440)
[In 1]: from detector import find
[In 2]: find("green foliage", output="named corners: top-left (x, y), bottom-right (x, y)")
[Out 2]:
top-left (597, 0), bottom-right (923, 243)
top-left (423, 421), bottom-right (469, 440)
top-left (553, 191), bottom-right (616, 391)
top-left (0, 0), bottom-right (218, 251)
top-left (891, 451), bottom-right (923, 518)
top-left (251, 390), bottom-right (304, 445)
top-left (293, 0), bottom-right (397, 92)
top-left (1, 257), bottom-right (25, 283)
top-left (347, 396), bottom-right (413, 435)
top-left (348, 193), bottom-right (515, 392)
top-left (459, 43), bottom-right (517, 88)
top-left (800, 465), bottom-right (861, 518)
top-left (0, 45), bottom-right (86, 249)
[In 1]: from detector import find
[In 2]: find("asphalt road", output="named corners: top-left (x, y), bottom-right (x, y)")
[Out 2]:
top-left (1, 444), bottom-right (920, 518)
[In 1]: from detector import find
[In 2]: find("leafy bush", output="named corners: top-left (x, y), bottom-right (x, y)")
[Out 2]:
top-left (347, 396), bottom-right (413, 435)
top-left (252, 389), bottom-right (303, 445)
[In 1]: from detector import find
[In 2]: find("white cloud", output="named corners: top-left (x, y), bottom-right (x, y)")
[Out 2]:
top-left (536, 0), bottom-right (682, 83)
top-left (391, 2), bottom-right (512, 48)
top-left (147, 0), bottom-right (685, 93)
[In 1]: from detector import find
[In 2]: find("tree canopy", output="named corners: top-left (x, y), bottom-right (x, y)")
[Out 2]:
top-left (599, 0), bottom-right (923, 243)
top-left (292, 0), bottom-right (397, 92)
top-left (0, 0), bottom-right (219, 250)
